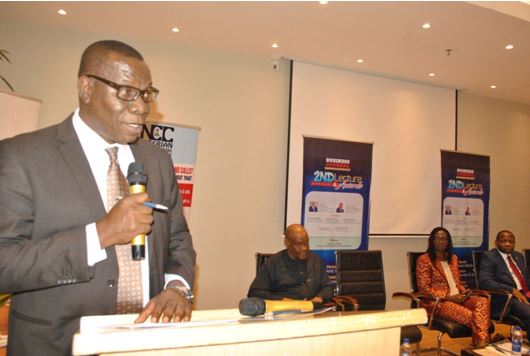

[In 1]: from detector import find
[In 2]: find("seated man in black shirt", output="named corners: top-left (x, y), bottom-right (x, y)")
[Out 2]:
top-left (247, 224), bottom-right (333, 303)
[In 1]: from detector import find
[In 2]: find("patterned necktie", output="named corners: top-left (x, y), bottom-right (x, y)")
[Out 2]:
top-left (105, 146), bottom-right (143, 313)
top-left (507, 255), bottom-right (530, 298)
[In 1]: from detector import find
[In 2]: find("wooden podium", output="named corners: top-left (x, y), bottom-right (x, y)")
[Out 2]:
top-left (72, 308), bottom-right (426, 355)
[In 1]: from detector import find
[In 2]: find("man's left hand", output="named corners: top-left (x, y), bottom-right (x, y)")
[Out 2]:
top-left (135, 285), bottom-right (192, 323)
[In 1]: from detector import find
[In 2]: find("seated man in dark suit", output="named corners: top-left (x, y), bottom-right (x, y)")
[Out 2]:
top-left (479, 230), bottom-right (530, 334)
top-left (247, 224), bottom-right (332, 303)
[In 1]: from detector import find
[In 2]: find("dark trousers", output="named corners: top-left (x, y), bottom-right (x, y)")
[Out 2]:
top-left (509, 298), bottom-right (530, 334)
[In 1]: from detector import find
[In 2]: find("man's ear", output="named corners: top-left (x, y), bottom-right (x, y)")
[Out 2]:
top-left (77, 76), bottom-right (93, 104)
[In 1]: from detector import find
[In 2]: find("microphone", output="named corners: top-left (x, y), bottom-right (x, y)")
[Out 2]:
top-left (238, 297), bottom-right (317, 316)
top-left (127, 162), bottom-right (148, 260)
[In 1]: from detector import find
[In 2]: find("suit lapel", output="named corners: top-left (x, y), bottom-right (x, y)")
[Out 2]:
top-left (56, 117), bottom-right (106, 219)
top-left (433, 260), bottom-right (450, 287)
top-left (513, 253), bottom-right (530, 283)
top-left (493, 249), bottom-right (518, 286)
top-left (514, 254), bottom-right (526, 274)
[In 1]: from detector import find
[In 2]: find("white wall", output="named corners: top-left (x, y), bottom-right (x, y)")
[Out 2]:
top-left (288, 61), bottom-right (456, 236)
top-left (1, 20), bottom-right (528, 311)
top-left (457, 92), bottom-right (530, 249)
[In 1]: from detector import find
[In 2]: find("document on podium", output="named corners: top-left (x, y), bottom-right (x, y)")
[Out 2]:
top-left (79, 307), bottom-right (334, 333)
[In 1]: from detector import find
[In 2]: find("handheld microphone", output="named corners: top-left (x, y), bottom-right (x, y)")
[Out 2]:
top-left (127, 162), bottom-right (148, 260)
top-left (238, 297), bottom-right (317, 316)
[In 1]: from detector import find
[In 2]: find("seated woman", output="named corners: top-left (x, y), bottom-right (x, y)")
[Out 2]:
top-left (416, 227), bottom-right (491, 348)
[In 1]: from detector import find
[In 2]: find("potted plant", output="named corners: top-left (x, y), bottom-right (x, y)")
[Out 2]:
top-left (0, 48), bottom-right (14, 91)
top-left (0, 295), bottom-right (9, 308)
top-left (0, 293), bottom-right (9, 337)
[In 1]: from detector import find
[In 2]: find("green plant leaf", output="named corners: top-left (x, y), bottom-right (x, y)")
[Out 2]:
top-left (0, 49), bottom-right (11, 63)
top-left (0, 75), bottom-right (14, 91)
top-left (0, 294), bottom-right (10, 308)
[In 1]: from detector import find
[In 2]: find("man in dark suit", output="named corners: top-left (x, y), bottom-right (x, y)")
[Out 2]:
top-left (478, 230), bottom-right (530, 334)
top-left (0, 40), bottom-right (196, 355)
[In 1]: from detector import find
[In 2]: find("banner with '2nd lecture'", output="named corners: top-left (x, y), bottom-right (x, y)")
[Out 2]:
top-left (302, 137), bottom-right (373, 279)
top-left (441, 150), bottom-right (490, 288)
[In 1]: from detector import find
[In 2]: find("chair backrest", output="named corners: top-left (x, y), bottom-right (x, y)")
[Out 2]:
top-left (523, 248), bottom-right (530, 275)
top-left (255, 253), bottom-right (274, 276)
top-left (406, 252), bottom-right (424, 294)
top-left (471, 251), bottom-right (484, 289)
top-left (335, 250), bottom-right (385, 310)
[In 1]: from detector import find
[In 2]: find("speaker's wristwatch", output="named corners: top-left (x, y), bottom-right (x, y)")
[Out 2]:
top-left (168, 285), bottom-right (194, 304)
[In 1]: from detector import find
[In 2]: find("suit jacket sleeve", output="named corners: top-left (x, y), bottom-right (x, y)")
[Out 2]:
top-left (247, 258), bottom-right (284, 300)
top-left (160, 152), bottom-right (196, 288)
top-left (0, 136), bottom-right (91, 294)
top-left (478, 250), bottom-right (514, 292)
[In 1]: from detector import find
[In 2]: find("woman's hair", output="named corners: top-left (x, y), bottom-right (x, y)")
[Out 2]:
top-left (426, 226), bottom-right (453, 263)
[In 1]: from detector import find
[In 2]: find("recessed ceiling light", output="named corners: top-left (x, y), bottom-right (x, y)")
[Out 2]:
top-left (171, 27), bottom-right (180, 33)
top-left (319, 1), bottom-right (328, 4)
top-left (505, 44), bottom-right (514, 50)
top-left (272, 43), bottom-right (279, 49)
top-left (490, 85), bottom-right (497, 89)
top-left (57, 9), bottom-right (67, 15)
top-left (356, 59), bottom-right (364, 63)
top-left (428, 73), bottom-right (436, 77)
top-left (422, 23), bottom-right (431, 29)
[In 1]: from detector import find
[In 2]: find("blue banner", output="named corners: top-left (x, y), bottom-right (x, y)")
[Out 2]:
top-left (441, 150), bottom-right (490, 288)
top-left (302, 137), bottom-right (373, 280)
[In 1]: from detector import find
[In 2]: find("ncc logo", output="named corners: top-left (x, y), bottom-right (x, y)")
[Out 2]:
top-left (141, 124), bottom-right (174, 142)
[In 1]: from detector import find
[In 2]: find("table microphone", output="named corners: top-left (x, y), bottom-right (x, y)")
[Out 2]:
top-left (127, 162), bottom-right (148, 260)
top-left (239, 297), bottom-right (317, 316)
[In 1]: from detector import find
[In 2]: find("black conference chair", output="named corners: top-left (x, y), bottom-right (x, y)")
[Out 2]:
top-left (254, 252), bottom-right (359, 311)
top-left (393, 252), bottom-right (494, 356)
top-left (336, 250), bottom-right (422, 354)
top-left (472, 251), bottom-right (525, 328)
top-left (335, 250), bottom-right (386, 310)
top-left (255, 252), bottom-right (273, 276)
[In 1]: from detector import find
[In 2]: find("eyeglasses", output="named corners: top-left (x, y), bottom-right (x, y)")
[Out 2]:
top-left (86, 74), bottom-right (159, 103)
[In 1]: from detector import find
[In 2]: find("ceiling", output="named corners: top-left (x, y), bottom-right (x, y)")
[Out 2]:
top-left (1, 1), bottom-right (529, 104)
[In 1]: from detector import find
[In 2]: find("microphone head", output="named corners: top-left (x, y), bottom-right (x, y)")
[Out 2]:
top-left (127, 162), bottom-right (147, 185)
top-left (239, 297), bottom-right (266, 316)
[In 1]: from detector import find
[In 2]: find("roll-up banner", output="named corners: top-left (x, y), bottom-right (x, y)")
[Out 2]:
top-left (141, 122), bottom-right (200, 222)
top-left (441, 150), bottom-right (490, 288)
top-left (302, 136), bottom-right (373, 280)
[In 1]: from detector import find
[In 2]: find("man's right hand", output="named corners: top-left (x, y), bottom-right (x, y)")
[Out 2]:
top-left (96, 193), bottom-right (153, 249)
top-left (513, 289), bottom-right (530, 304)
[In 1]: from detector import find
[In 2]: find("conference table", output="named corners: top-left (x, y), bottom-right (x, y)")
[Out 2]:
top-left (72, 307), bottom-right (426, 355)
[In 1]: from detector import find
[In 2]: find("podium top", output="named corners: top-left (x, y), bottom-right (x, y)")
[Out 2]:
top-left (73, 308), bottom-right (426, 355)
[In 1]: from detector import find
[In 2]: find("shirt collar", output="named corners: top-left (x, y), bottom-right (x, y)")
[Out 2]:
top-left (497, 248), bottom-right (512, 260)
top-left (72, 108), bottom-right (128, 152)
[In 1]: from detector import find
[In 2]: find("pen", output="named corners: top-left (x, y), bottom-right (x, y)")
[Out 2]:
top-left (143, 202), bottom-right (168, 211)
top-left (115, 196), bottom-right (168, 211)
